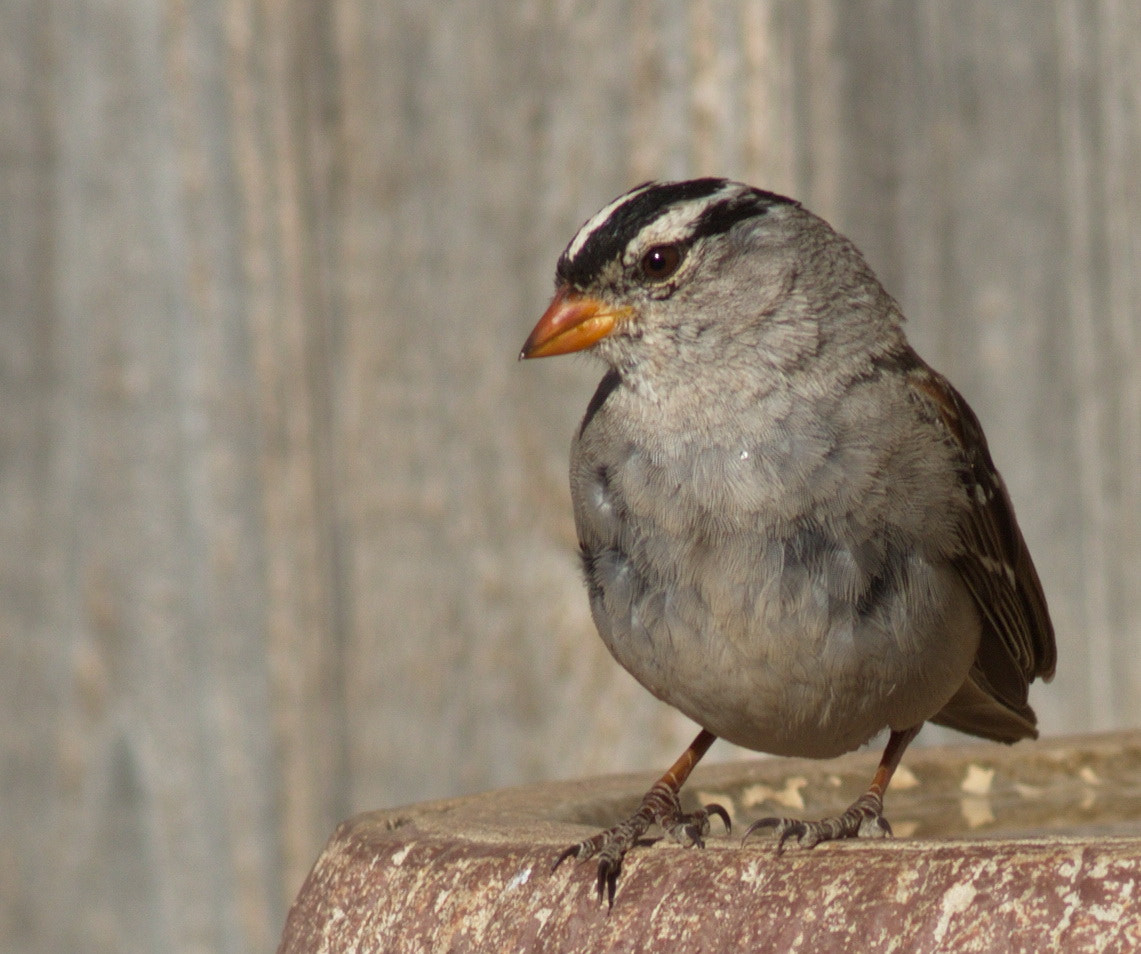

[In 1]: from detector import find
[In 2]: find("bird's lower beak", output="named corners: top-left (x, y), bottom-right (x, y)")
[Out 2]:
top-left (519, 286), bottom-right (628, 359)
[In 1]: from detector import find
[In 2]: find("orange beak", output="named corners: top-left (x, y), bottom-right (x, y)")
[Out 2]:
top-left (519, 286), bottom-right (629, 359)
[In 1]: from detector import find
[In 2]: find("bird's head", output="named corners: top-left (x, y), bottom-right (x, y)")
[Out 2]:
top-left (521, 178), bottom-right (900, 390)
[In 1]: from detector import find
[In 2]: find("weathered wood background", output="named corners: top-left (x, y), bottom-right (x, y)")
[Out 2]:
top-left (3, 2), bottom-right (1138, 951)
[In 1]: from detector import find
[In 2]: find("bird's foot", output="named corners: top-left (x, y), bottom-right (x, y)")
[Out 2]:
top-left (743, 792), bottom-right (892, 853)
top-left (553, 782), bottom-right (730, 906)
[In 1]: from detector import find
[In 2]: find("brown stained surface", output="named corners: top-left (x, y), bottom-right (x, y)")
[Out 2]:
top-left (279, 733), bottom-right (1141, 953)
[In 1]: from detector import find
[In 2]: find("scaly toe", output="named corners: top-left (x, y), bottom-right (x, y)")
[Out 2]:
top-left (595, 852), bottom-right (622, 906)
top-left (743, 795), bottom-right (892, 852)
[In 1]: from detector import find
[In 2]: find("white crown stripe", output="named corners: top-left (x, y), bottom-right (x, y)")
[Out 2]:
top-left (564, 181), bottom-right (752, 267)
top-left (565, 183), bottom-right (657, 263)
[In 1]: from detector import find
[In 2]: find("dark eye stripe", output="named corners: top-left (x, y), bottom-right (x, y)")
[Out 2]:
top-left (556, 179), bottom-right (727, 288)
top-left (555, 179), bottom-right (797, 289)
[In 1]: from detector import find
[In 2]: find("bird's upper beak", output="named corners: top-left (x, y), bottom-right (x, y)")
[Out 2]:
top-left (519, 286), bottom-right (630, 359)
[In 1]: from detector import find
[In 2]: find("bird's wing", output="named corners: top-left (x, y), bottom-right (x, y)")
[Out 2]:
top-left (906, 356), bottom-right (1056, 735)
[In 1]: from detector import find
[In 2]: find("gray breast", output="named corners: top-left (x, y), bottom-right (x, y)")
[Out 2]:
top-left (565, 369), bottom-right (980, 755)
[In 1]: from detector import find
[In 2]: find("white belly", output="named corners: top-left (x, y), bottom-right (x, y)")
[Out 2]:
top-left (573, 442), bottom-right (980, 758)
top-left (586, 543), bottom-right (980, 757)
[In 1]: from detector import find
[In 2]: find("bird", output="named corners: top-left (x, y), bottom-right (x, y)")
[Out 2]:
top-left (519, 178), bottom-right (1056, 905)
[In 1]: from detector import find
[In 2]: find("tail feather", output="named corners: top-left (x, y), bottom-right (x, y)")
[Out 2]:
top-left (930, 667), bottom-right (1039, 744)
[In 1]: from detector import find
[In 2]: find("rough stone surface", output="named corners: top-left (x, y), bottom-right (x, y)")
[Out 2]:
top-left (278, 732), bottom-right (1141, 952)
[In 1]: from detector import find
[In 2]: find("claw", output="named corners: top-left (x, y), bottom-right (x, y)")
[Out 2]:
top-left (597, 858), bottom-right (619, 906)
top-left (706, 802), bottom-right (732, 835)
top-left (742, 815), bottom-right (816, 853)
top-left (551, 843), bottom-right (581, 872)
top-left (552, 729), bottom-right (722, 905)
top-left (742, 793), bottom-right (893, 852)
top-left (552, 796), bottom-right (729, 906)
top-left (672, 801), bottom-right (731, 849)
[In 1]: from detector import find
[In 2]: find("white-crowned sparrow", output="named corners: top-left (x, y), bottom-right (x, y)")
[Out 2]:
top-left (520, 178), bottom-right (1055, 904)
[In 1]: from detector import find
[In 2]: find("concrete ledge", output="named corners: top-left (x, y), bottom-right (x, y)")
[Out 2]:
top-left (278, 732), bottom-right (1141, 952)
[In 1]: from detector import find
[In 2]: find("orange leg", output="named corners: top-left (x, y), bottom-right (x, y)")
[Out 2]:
top-left (553, 728), bottom-right (728, 905)
top-left (745, 725), bottom-right (922, 850)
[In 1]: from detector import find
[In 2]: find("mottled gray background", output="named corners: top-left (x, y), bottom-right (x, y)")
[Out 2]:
top-left (3, 1), bottom-right (1138, 951)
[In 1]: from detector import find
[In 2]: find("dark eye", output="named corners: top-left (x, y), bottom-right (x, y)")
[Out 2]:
top-left (639, 243), bottom-right (683, 281)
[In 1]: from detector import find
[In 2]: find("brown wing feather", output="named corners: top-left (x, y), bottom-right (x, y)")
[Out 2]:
top-left (907, 356), bottom-right (1055, 737)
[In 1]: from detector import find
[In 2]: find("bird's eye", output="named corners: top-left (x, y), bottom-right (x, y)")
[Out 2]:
top-left (639, 243), bottom-right (683, 281)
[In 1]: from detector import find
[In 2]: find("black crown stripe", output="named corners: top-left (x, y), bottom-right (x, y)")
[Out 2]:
top-left (555, 179), bottom-right (796, 289)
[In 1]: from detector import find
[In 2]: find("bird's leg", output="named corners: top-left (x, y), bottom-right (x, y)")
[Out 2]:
top-left (745, 725), bottom-right (922, 852)
top-left (553, 728), bottom-right (730, 905)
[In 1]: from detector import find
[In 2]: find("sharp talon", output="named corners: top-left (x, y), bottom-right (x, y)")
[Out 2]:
top-left (742, 816), bottom-right (780, 844)
top-left (597, 859), bottom-right (619, 908)
top-left (551, 729), bottom-right (722, 903)
top-left (743, 796), bottom-right (892, 852)
top-left (552, 844), bottom-right (578, 872)
top-left (707, 802), bottom-right (732, 835)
